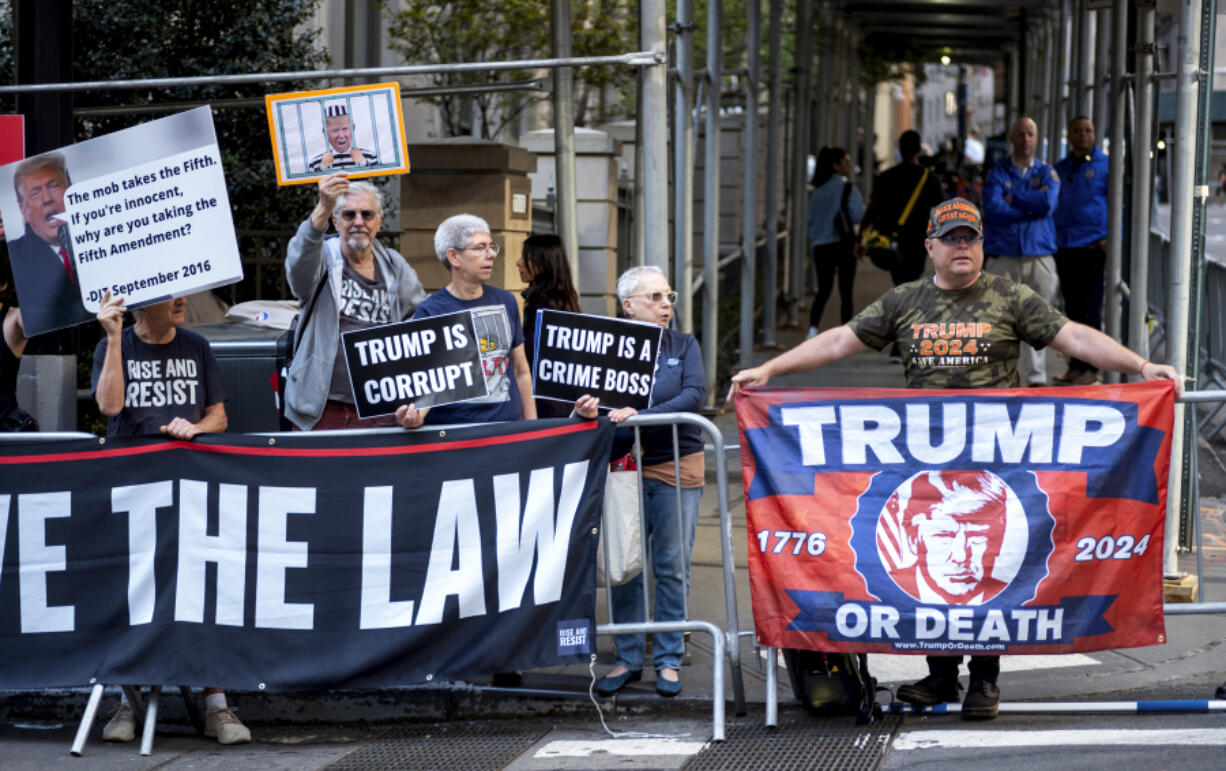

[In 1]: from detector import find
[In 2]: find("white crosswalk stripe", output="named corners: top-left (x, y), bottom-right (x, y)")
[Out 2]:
top-left (894, 728), bottom-right (1226, 750)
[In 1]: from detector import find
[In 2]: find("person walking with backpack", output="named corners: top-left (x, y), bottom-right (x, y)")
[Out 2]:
top-left (805, 147), bottom-right (865, 338)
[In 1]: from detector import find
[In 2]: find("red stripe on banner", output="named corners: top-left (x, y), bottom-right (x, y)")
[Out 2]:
top-left (0, 421), bottom-right (599, 465)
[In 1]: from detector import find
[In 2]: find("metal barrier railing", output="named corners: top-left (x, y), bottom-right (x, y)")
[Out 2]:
top-left (757, 388), bottom-right (1226, 726)
top-left (1, 415), bottom-right (748, 746)
top-left (602, 412), bottom-right (746, 742)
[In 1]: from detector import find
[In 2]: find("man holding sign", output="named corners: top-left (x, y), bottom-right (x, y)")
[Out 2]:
top-left (284, 173), bottom-right (426, 430)
top-left (405, 214), bottom-right (535, 427)
top-left (730, 198), bottom-right (1181, 719)
top-left (8, 153), bottom-right (93, 334)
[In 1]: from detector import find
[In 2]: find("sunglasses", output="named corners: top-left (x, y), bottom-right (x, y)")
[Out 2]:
top-left (630, 291), bottom-right (678, 305)
top-left (338, 209), bottom-right (378, 222)
top-left (937, 234), bottom-right (983, 246)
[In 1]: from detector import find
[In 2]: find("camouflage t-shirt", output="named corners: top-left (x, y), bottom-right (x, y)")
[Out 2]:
top-left (847, 271), bottom-right (1067, 389)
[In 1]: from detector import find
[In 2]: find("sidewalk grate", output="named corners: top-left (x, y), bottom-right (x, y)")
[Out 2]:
top-left (682, 713), bottom-right (901, 771)
top-left (324, 721), bottom-right (550, 770)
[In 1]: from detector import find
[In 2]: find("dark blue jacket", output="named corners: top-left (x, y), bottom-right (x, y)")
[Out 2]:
top-left (1053, 147), bottom-right (1109, 249)
top-left (982, 157), bottom-right (1060, 257)
top-left (612, 329), bottom-right (706, 467)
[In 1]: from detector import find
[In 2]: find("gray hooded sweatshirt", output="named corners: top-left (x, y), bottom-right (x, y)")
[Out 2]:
top-left (283, 219), bottom-right (426, 430)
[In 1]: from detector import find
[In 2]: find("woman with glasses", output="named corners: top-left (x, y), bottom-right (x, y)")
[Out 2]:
top-left (578, 265), bottom-right (705, 698)
top-left (518, 234), bottom-right (581, 419)
top-left (805, 146), bottom-right (865, 339)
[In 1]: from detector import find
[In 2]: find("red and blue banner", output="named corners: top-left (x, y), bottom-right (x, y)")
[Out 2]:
top-left (736, 382), bottom-right (1174, 655)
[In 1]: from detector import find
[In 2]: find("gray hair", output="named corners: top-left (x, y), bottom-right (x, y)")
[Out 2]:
top-left (434, 213), bottom-right (492, 265)
top-left (616, 265), bottom-right (666, 301)
top-left (332, 181), bottom-right (384, 217)
top-left (14, 153), bottom-right (70, 203)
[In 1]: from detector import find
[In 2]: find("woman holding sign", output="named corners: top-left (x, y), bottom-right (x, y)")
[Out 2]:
top-left (518, 234), bottom-right (580, 419)
top-left (579, 265), bottom-right (706, 698)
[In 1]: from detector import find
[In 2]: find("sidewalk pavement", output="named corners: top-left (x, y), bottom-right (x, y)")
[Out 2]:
top-left (4, 259), bottom-right (1226, 768)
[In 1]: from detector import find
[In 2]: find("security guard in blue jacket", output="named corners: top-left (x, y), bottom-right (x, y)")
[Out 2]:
top-left (982, 116), bottom-right (1060, 385)
top-left (1052, 117), bottom-right (1110, 385)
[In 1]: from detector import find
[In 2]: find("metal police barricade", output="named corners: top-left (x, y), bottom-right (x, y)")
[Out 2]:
top-left (602, 412), bottom-right (746, 742)
top-left (3, 415), bottom-right (747, 755)
top-left (754, 389), bottom-right (1226, 726)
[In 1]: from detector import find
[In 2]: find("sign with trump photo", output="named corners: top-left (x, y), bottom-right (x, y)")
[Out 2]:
top-left (265, 82), bottom-right (409, 185)
top-left (735, 381), bottom-right (1175, 656)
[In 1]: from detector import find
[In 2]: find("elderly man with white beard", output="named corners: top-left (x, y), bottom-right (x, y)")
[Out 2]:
top-left (283, 173), bottom-right (426, 430)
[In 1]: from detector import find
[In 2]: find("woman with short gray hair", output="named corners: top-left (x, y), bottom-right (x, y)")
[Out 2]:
top-left (579, 265), bottom-right (705, 698)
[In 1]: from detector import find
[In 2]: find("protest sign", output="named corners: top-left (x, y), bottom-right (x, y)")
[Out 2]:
top-left (736, 381), bottom-right (1174, 656)
top-left (0, 107), bottom-right (242, 335)
top-left (531, 309), bottom-right (662, 410)
top-left (343, 311), bottom-right (487, 418)
top-left (265, 82), bottom-right (409, 185)
top-left (0, 418), bottom-right (612, 690)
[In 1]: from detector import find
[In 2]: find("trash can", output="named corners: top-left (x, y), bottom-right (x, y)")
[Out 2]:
top-left (190, 321), bottom-right (291, 433)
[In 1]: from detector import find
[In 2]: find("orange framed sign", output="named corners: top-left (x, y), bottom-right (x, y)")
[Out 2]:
top-left (265, 82), bottom-right (410, 186)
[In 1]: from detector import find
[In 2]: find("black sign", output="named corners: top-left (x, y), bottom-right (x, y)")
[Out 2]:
top-left (343, 311), bottom-right (486, 418)
top-left (531, 309), bottom-right (662, 410)
top-left (0, 418), bottom-right (612, 690)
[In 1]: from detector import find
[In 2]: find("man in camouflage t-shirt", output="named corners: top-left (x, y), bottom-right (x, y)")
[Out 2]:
top-left (730, 197), bottom-right (1182, 720)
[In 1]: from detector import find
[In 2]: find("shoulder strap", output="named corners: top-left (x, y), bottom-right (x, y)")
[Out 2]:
top-left (897, 168), bottom-right (931, 227)
top-left (840, 180), bottom-right (853, 211)
top-left (292, 268), bottom-right (330, 353)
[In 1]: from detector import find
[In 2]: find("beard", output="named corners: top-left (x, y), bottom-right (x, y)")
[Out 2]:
top-left (345, 231), bottom-right (371, 251)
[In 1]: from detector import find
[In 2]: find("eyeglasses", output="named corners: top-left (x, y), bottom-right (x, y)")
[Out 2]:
top-left (630, 291), bottom-right (678, 305)
top-left (462, 243), bottom-right (501, 256)
top-left (936, 234), bottom-right (984, 246)
top-left (338, 209), bottom-right (378, 222)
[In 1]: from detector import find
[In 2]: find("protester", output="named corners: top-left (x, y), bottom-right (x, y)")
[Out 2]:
top-left (575, 265), bottom-right (705, 698)
top-left (399, 213), bottom-right (535, 429)
top-left (1053, 116), bottom-right (1110, 386)
top-left (518, 233), bottom-right (581, 418)
top-left (91, 291), bottom-right (250, 745)
top-left (0, 245), bottom-right (34, 432)
top-left (981, 117), bottom-right (1060, 386)
top-left (283, 173), bottom-right (426, 431)
top-left (729, 198), bottom-right (1181, 719)
top-left (805, 147), bottom-right (866, 338)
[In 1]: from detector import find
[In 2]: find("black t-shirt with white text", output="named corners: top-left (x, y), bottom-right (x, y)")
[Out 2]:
top-left (91, 326), bottom-right (227, 436)
top-left (329, 259), bottom-right (394, 402)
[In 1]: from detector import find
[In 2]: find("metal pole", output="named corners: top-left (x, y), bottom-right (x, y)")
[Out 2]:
top-left (762, 0), bottom-right (783, 348)
top-left (1050, 6), bottom-right (1068, 162)
top-left (702, 0), bottom-right (723, 407)
top-left (551, 0), bottom-right (580, 288)
top-left (641, 0), bottom-right (670, 271)
top-left (1105, 0), bottom-right (1128, 372)
top-left (1037, 19), bottom-right (1053, 155)
top-left (675, 0), bottom-right (696, 332)
top-left (788, 0), bottom-right (815, 327)
top-left (0, 53), bottom-right (665, 94)
top-left (1094, 8), bottom-right (1112, 136)
top-left (1071, 0), bottom-right (1085, 118)
top-left (1129, 0), bottom-right (1156, 361)
top-left (1077, 0), bottom-right (1093, 116)
top-left (1164, 0), bottom-right (1204, 575)
top-left (1008, 44), bottom-right (1022, 129)
top-left (740, 0), bottom-right (761, 369)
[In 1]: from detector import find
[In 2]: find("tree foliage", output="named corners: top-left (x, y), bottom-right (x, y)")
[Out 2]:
top-left (1, 0), bottom-right (329, 233)
top-left (384, 0), bottom-right (636, 138)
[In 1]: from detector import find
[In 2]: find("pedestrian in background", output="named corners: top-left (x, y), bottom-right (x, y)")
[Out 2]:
top-left (518, 234), bottom-right (581, 418)
top-left (805, 147), bottom-right (865, 338)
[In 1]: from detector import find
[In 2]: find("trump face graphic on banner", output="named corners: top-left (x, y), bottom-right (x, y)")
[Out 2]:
top-left (877, 469), bottom-right (1027, 605)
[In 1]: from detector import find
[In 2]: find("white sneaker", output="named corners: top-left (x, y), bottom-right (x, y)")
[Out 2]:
top-left (806, 326), bottom-right (819, 339)
top-left (204, 706), bottom-right (252, 745)
top-left (102, 703), bottom-right (136, 742)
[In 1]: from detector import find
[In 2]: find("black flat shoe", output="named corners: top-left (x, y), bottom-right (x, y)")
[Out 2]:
top-left (655, 675), bottom-right (683, 697)
top-left (595, 669), bottom-right (642, 696)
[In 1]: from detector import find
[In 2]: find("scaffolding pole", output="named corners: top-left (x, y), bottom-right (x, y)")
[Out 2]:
top-left (740, 0), bottom-right (762, 369)
top-left (1105, 0), bottom-right (1128, 372)
top-left (550, 0), bottom-right (580, 287)
top-left (761, 0), bottom-right (783, 349)
top-left (1129, 0), bottom-right (1156, 361)
top-left (702, 0), bottom-right (723, 407)
top-left (641, 2), bottom-right (670, 273)
top-left (675, 0), bottom-right (696, 332)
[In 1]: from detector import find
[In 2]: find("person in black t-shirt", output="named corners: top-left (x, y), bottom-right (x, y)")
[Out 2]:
top-left (861, 130), bottom-right (946, 286)
top-left (91, 291), bottom-right (251, 745)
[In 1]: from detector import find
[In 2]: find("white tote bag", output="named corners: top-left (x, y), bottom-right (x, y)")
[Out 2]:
top-left (597, 469), bottom-right (643, 586)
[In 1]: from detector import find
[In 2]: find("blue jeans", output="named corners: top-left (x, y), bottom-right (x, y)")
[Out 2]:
top-left (610, 479), bottom-right (702, 672)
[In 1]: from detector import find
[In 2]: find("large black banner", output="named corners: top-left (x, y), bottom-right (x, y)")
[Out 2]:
top-left (0, 418), bottom-right (613, 690)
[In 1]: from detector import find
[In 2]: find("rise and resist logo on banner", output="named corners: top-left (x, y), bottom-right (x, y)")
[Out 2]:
top-left (735, 382), bottom-right (1175, 656)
